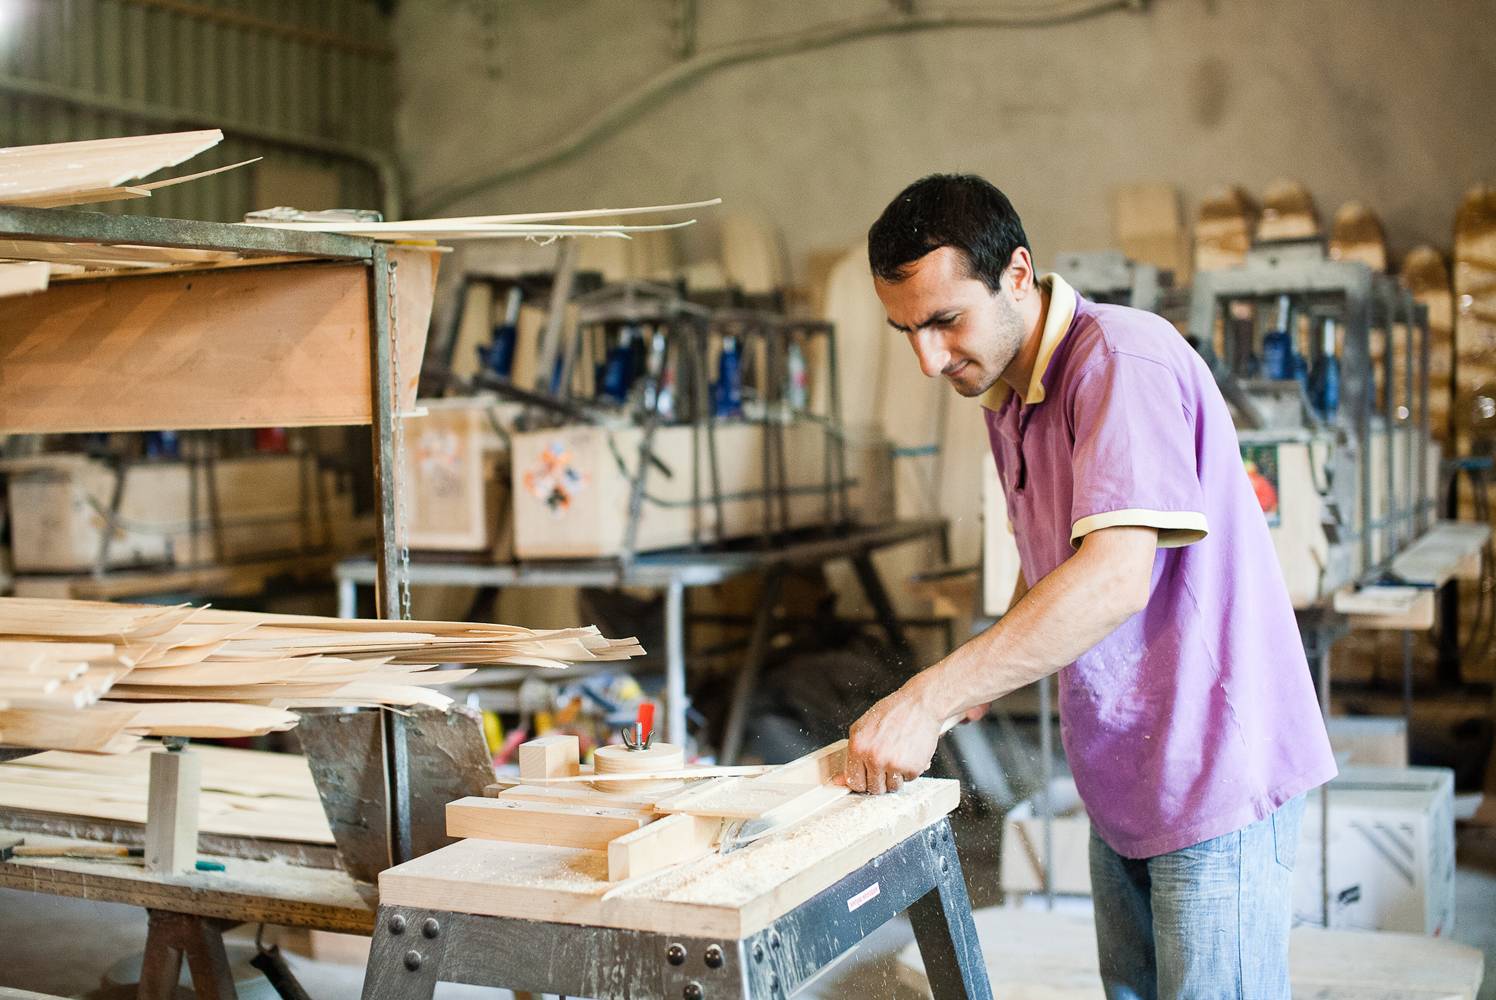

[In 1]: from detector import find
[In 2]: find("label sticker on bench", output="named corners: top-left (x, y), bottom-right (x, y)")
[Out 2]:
top-left (847, 882), bottom-right (880, 912)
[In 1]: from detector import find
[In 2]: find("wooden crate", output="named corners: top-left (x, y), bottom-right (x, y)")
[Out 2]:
top-left (509, 420), bottom-right (882, 559)
top-left (4, 453), bottom-right (328, 573)
top-left (402, 397), bottom-right (514, 558)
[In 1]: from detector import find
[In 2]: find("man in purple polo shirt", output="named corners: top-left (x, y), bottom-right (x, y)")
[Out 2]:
top-left (843, 174), bottom-right (1336, 999)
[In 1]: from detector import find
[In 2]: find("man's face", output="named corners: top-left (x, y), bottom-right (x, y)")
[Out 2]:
top-left (873, 246), bottom-right (1024, 398)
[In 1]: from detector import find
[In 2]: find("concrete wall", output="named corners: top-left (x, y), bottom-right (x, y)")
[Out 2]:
top-left (396, 0), bottom-right (1495, 274)
top-left (392, 0), bottom-right (1495, 607)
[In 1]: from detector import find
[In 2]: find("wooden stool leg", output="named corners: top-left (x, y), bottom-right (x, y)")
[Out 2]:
top-left (137, 914), bottom-right (185, 1000)
top-left (908, 821), bottom-right (993, 1000)
top-left (138, 909), bottom-right (238, 1000)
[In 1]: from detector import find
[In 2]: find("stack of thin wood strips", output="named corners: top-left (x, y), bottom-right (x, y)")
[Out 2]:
top-left (0, 597), bottom-right (643, 754)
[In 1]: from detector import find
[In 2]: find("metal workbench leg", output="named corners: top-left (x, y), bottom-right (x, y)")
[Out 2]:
top-left (665, 578), bottom-right (689, 748)
top-left (719, 567), bottom-right (786, 765)
top-left (907, 822), bottom-right (993, 999)
top-left (362, 906), bottom-right (448, 1000)
top-left (851, 552), bottom-right (914, 664)
top-left (138, 910), bottom-right (238, 1000)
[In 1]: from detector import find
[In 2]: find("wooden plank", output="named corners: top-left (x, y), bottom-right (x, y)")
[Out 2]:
top-left (1335, 586), bottom-right (1437, 631)
top-left (0, 260), bottom-right (49, 298)
top-left (1329, 201), bottom-right (1390, 272)
top-left (1389, 521), bottom-right (1490, 587)
top-left (0, 248), bottom-right (436, 434)
top-left (1257, 178), bottom-right (1320, 241)
top-left (143, 748), bottom-right (199, 874)
top-left (766, 740), bottom-right (848, 786)
top-left (607, 811), bottom-right (720, 882)
top-left (445, 796), bottom-right (648, 850)
top-left (0, 130), bottom-right (223, 203)
top-left (0, 830), bottom-right (374, 932)
top-left (0, 747), bottom-right (333, 845)
top-left (494, 783), bottom-right (664, 811)
top-left (518, 734), bottom-right (580, 780)
top-left (489, 764), bottom-right (771, 787)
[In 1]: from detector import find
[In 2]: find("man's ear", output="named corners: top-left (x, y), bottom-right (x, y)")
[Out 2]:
top-left (1004, 247), bottom-right (1036, 300)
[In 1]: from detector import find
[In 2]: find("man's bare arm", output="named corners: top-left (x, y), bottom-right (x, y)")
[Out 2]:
top-left (843, 524), bottom-right (1158, 793)
top-left (914, 524), bottom-right (1156, 721)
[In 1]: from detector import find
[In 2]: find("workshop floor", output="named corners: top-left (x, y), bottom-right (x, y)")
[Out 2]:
top-left (0, 818), bottom-right (1490, 999)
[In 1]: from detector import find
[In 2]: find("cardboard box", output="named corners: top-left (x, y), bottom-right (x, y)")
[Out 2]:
top-left (510, 420), bottom-right (888, 559)
top-left (403, 397), bottom-right (514, 558)
top-left (1295, 766), bottom-right (1456, 936)
top-left (4, 453), bottom-right (327, 572)
top-left (1000, 778), bottom-right (1092, 897)
top-left (1327, 716), bottom-right (1408, 768)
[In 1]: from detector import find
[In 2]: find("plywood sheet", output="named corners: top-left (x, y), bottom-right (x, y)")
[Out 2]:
top-left (0, 249), bottom-right (437, 434)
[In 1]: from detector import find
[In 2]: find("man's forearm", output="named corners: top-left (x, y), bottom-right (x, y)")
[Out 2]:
top-left (912, 529), bottom-right (1154, 720)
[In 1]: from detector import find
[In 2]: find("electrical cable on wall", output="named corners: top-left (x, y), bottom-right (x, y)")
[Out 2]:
top-left (416, 0), bottom-right (1147, 213)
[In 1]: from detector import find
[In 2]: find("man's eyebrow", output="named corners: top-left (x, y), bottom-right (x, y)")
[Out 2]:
top-left (887, 309), bottom-right (957, 333)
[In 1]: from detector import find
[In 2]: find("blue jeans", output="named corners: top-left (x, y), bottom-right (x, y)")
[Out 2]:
top-left (1089, 796), bottom-right (1305, 1000)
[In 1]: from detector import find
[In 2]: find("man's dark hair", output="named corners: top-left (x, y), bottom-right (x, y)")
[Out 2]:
top-left (867, 174), bottom-right (1030, 292)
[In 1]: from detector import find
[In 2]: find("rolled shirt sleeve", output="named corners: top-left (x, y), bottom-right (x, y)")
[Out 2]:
top-left (1067, 351), bottom-right (1209, 549)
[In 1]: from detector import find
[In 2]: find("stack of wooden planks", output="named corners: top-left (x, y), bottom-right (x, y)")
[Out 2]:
top-left (0, 597), bottom-right (642, 753)
top-left (0, 129), bottom-right (251, 210)
top-left (0, 743), bottom-right (333, 845)
top-left (0, 129), bottom-right (717, 294)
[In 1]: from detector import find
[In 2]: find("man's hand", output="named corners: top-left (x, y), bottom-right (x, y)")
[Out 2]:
top-left (842, 683), bottom-right (946, 795)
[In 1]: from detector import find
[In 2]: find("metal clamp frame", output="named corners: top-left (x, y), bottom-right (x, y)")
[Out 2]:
top-left (360, 816), bottom-right (992, 1000)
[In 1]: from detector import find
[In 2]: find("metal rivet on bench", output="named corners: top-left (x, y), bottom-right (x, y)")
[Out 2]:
top-left (403, 950), bottom-right (422, 971)
top-left (704, 944), bottom-right (724, 969)
top-left (667, 943), bottom-right (687, 966)
top-left (388, 914), bottom-right (406, 934)
top-left (421, 918), bottom-right (440, 939)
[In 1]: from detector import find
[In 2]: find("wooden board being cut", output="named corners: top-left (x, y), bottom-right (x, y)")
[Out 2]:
top-left (380, 777), bottom-right (959, 939)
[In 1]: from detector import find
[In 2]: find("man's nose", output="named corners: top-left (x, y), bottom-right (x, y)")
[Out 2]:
top-left (910, 330), bottom-right (949, 379)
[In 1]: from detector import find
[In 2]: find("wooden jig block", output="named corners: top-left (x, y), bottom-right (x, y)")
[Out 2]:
top-left (518, 734), bottom-right (580, 780)
top-left (446, 796), bottom-right (650, 851)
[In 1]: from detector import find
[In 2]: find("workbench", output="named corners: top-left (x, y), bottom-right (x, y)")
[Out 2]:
top-left (364, 776), bottom-right (991, 999)
top-left (0, 831), bottom-right (374, 998)
top-left (336, 517), bottom-right (950, 758)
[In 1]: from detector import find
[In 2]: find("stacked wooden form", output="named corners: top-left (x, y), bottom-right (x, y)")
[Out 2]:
top-left (0, 597), bottom-right (642, 754)
top-left (454, 735), bottom-right (850, 885)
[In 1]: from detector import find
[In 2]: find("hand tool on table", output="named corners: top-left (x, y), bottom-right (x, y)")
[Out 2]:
top-left (1, 837), bottom-right (225, 870)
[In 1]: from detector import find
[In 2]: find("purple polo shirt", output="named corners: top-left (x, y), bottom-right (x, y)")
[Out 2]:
top-left (985, 275), bottom-right (1336, 858)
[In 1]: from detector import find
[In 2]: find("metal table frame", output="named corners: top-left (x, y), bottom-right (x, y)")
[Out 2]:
top-left (360, 815), bottom-right (991, 1000)
top-left (336, 518), bottom-right (949, 757)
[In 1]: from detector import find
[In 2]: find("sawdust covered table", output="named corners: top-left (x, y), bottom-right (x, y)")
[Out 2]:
top-left (364, 777), bottom-right (991, 999)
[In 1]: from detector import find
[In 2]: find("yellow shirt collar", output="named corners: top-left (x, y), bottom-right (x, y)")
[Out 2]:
top-left (979, 272), bottom-right (1078, 411)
